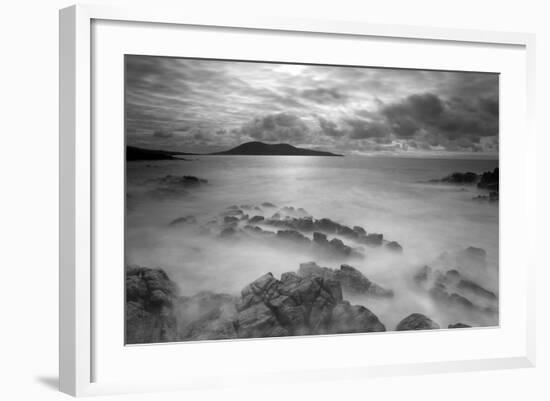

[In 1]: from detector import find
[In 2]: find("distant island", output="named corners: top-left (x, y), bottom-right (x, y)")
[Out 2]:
top-left (127, 141), bottom-right (342, 161)
top-left (211, 142), bottom-right (342, 156)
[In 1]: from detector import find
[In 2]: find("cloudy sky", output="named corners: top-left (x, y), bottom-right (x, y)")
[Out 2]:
top-left (125, 55), bottom-right (499, 156)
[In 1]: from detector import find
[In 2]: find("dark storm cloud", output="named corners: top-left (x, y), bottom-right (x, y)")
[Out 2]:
top-left (236, 113), bottom-right (310, 142)
top-left (125, 55), bottom-right (498, 154)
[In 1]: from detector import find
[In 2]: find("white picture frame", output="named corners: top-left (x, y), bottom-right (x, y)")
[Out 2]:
top-left (59, 3), bottom-right (536, 397)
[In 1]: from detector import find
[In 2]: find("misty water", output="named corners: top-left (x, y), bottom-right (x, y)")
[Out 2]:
top-left (126, 155), bottom-right (499, 331)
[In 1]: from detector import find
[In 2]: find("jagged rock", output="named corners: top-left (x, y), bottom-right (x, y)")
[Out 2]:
top-left (359, 233), bottom-right (383, 246)
top-left (457, 279), bottom-right (497, 301)
top-left (125, 266), bottom-right (179, 344)
top-left (353, 226), bottom-right (366, 235)
top-left (329, 301), bottom-right (386, 333)
top-left (127, 265), bottom-right (388, 343)
top-left (249, 215), bottom-right (265, 224)
top-left (234, 271), bottom-right (384, 337)
top-left (298, 262), bottom-right (393, 298)
top-left (336, 225), bottom-right (358, 239)
top-left (223, 216), bottom-right (240, 226)
top-left (396, 313), bottom-right (440, 331)
top-left (169, 215), bottom-right (197, 226)
top-left (448, 323), bottom-right (471, 329)
top-left (414, 265), bottom-right (496, 313)
top-left (313, 232), bottom-right (329, 246)
top-left (276, 230), bottom-right (311, 245)
top-left (385, 241), bottom-right (403, 252)
top-left (329, 238), bottom-right (352, 256)
top-left (294, 217), bottom-right (315, 231)
top-left (315, 218), bottom-right (341, 233)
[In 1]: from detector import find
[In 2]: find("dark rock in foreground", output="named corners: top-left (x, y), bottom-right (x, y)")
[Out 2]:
top-left (234, 272), bottom-right (385, 337)
top-left (126, 265), bottom-right (387, 343)
top-left (125, 266), bottom-right (179, 344)
top-left (396, 313), bottom-right (440, 331)
top-left (448, 323), bottom-right (471, 329)
top-left (298, 262), bottom-right (393, 298)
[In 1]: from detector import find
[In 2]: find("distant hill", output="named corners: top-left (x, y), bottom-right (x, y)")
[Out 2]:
top-left (211, 142), bottom-right (342, 156)
top-left (127, 142), bottom-right (341, 160)
top-left (126, 146), bottom-right (191, 161)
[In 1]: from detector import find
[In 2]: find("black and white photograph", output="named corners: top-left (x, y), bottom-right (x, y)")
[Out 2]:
top-left (124, 55), bottom-right (499, 344)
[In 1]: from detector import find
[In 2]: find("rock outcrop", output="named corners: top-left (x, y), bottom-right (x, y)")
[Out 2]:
top-left (298, 262), bottom-right (394, 298)
top-left (126, 265), bottom-right (387, 343)
top-left (396, 313), bottom-right (440, 331)
top-left (448, 323), bottom-right (471, 329)
top-left (125, 265), bottom-right (179, 344)
top-left (413, 259), bottom-right (498, 314)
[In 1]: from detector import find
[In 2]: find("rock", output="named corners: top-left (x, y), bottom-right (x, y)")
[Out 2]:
top-left (448, 323), bottom-right (471, 329)
top-left (385, 241), bottom-right (403, 252)
top-left (396, 313), bottom-right (440, 331)
top-left (294, 217), bottom-right (315, 231)
top-left (413, 265), bottom-right (431, 284)
top-left (313, 231), bottom-right (329, 246)
top-left (440, 172), bottom-right (478, 184)
top-left (336, 225), bottom-right (358, 239)
top-left (315, 218), bottom-right (341, 233)
top-left (249, 215), bottom-right (265, 224)
top-left (353, 226), bottom-right (366, 235)
top-left (261, 202), bottom-right (277, 208)
top-left (125, 266), bottom-right (179, 344)
top-left (298, 262), bottom-right (393, 298)
top-left (457, 279), bottom-right (497, 301)
top-left (127, 264), bottom-right (388, 342)
top-left (276, 230), bottom-right (311, 245)
top-left (477, 168), bottom-right (499, 191)
top-left (234, 271), bottom-right (384, 337)
top-left (169, 215), bottom-right (197, 226)
top-left (329, 238), bottom-right (352, 256)
top-left (359, 233), bottom-right (383, 246)
top-left (223, 216), bottom-right (240, 226)
top-left (329, 301), bottom-right (386, 334)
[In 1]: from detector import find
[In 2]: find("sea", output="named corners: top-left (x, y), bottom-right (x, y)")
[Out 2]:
top-left (126, 155), bottom-right (499, 330)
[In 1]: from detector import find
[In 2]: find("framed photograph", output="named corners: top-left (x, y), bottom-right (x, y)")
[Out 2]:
top-left (59, 4), bottom-right (536, 397)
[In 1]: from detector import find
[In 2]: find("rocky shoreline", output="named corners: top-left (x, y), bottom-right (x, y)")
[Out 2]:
top-left (126, 201), bottom-right (497, 344)
top-left (126, 171), bottom-right (498, 343)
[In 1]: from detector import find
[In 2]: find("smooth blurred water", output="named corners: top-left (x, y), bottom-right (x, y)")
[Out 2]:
top-left (126, 155), bottom-right (499, 329)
